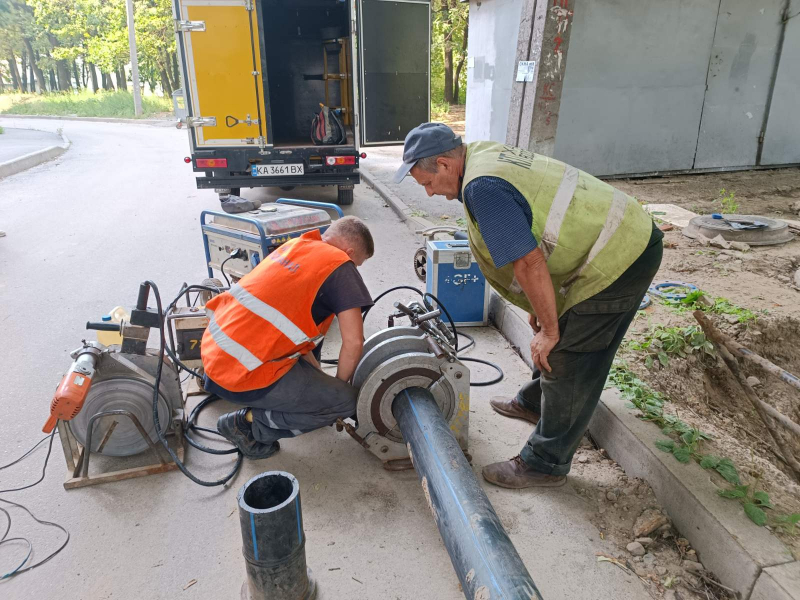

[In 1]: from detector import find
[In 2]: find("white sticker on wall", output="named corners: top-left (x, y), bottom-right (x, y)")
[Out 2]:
top-left (516, 61), bottom-right (536, 82)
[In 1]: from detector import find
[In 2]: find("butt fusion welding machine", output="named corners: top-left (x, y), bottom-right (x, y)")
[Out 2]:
top-left (43, 200), bottom-right (480, 486)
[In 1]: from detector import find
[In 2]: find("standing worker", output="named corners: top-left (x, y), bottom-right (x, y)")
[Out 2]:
top-left (395, 123), bottom-right (662, 488)
top-left (202, 216), bottom-right (375, 459)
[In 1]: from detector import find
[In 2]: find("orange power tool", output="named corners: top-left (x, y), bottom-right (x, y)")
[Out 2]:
top-left (43, 344), bottom-right (103, 433)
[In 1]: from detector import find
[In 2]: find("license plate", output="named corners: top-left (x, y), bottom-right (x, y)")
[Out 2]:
top-left (251, 164), bottom-right (304, 177)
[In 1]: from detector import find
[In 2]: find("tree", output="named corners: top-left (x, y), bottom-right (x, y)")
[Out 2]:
top-left (431, 0), bottom-right (468, 105)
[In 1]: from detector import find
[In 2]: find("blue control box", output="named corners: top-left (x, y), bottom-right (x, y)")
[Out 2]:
top-left (426, 240), bottom-right (490, 327)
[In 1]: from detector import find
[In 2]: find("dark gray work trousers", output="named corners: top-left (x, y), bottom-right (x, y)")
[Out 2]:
top-left (218, 357), bottom-right (358, 445)
top-left (518, 225), bottom-right (663, 476)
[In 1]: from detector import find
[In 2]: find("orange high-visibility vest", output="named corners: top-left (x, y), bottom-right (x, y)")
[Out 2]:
top-left (201, 230), bottom-right (351, 392)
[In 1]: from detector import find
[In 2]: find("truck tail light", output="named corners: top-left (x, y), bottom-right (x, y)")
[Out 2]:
top-left (326, 156), bottom-right (356, 166)
top-left (196, 158), bottom-right (228, 168)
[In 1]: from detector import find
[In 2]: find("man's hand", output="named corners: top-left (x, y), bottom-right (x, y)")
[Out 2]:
top-left (513, 247), bottom-right (559, 372)
top-left (530, 330), bottom-right (559, 372)
top-left (336, 307), bottom-right (364, 383)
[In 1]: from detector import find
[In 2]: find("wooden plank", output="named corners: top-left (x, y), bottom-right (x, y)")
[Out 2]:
top-left (517, 0), bottom-right (549, 150)
top-left (644, 203), bottom-right (699, 228)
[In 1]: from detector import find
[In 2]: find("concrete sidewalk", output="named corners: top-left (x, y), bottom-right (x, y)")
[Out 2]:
top-left (363, 146), bottom-right (464, 223)
top-left (0, 127), bottom-right (62, 164)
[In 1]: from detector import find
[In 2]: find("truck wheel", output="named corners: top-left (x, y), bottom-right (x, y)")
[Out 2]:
top-left (230, 187), bottom-right (241, 196)
top-left (337, 185), bottom-right (354, 206)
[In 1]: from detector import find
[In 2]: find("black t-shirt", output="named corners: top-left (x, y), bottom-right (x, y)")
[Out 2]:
top-left (311, 262), bottom-right (373, 324)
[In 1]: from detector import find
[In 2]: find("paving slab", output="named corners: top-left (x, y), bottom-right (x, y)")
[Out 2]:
top-left (751, 561), bottom-right (800, 600)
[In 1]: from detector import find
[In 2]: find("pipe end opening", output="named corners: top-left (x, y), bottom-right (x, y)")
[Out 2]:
top-left (241, 472), bottom-right (297, 512)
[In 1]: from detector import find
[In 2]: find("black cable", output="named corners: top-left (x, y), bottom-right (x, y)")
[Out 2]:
top-left (361, 285), bottom-right (424, 322)
top-left (184, 395), bottom-right (238, 455)
top-left (423, 292), bottom-right (459, 352)
top-left (457, 331), bottom-right (475, 354)
top-left (145, 280), bottom-right (243, 487)
top-left (0, 431), bottom-right (56, 494)
top-left (220, 257), bottom-right (233, 287)
top-left (0, 435), bottom-right (51, 471)
top-left (0, 431), bottom-right (69, 579)
top-left (0, 498), bottom-right (69, 578)
top-left (459, 357), bottom-right (504, 387)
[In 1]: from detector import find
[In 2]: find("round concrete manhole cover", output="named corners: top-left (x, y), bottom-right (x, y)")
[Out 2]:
top-left (683, 214), bottom-right (794, 246)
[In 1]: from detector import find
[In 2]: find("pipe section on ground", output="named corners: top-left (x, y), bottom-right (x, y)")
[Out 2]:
top-left (393, 387), bottom-right (543, 600)
top-left (238, 471), bottom-right (316, 600)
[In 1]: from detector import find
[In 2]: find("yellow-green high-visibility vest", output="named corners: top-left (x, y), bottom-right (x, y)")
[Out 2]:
top-left (462, 142), bottom-right (654, 317)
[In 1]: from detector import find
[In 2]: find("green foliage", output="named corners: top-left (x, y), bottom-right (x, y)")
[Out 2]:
top-left (717, 188), bottom-right (739, 214)
top-left (431, 0), bottom-right (468, 106)
top-left (660, 289), bottom-right (758, 324)
top-left (774, 514), bottom-right (800, 535)
top-left (0, 90), bottom-right (171, 117)
top-left (607, 362), bottom-right (796, 534)
top-left (1, 0), bottom-right (178, 95)
top-left (744, 503), bottom-right (767, 526)
top-left (630, 324), bottom-right (715, 368)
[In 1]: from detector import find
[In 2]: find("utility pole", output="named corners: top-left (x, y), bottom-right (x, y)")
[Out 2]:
top-left (126, 0), bottom-right (143, 116)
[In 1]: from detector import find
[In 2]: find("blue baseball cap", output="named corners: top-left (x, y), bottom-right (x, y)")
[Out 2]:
top-left (393, 123), bottom-right (462, 183)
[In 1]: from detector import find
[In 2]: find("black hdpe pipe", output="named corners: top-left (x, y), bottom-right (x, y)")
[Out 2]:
top-left (393, 387), bottom-right (543, 600)
top-left (238, 471), bottom-right (316, 600)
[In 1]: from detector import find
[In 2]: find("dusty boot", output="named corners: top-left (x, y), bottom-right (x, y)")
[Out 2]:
top-left (217, 409), bottom-right (280, 460)
top-left (489, 397), bottom-right (540, 425)
top-left (482, 455), bottom-right (566, 489)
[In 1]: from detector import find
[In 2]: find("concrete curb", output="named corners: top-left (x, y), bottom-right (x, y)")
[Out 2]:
top-left (359, 166), bottom-right (436, 231)
top-left (0, 131), bottom-right (71, 179)
top-left (589, 390), bottom-right (798, 599)
top-left (0, 114), bottom-right (174, 126)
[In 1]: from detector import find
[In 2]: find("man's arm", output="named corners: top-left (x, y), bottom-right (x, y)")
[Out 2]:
top-left (335, 307), bottom-right (364, 382)
top-left (512, 247), bottom-right (559, 372)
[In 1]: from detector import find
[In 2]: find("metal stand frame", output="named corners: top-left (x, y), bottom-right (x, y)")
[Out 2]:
top-left (58, 411), bottom-right (185, 490)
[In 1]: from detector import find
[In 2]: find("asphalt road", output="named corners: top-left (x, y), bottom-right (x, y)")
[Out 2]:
top-left (0, 117), bottom-right (649, 600)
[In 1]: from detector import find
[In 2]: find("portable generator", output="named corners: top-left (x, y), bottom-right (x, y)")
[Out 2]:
top-left (201, 198), bottom-right (344, 283)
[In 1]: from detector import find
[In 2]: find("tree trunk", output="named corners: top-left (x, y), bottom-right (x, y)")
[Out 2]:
top-left (161, 51), bottom-right (176, 92)
top-left (81, 61), bottom-right (87, 88)
top-left (73, 61), bottom-right (81, 90)
top-left (116, 66), bottom-right (128, 91)
top-left (88, 62), bottom-right (99, 92)
top-left (453, 20), bottom-right (468, 104)
top-left (20, 51), bottom-right (28, 92)
top-left (102, 72), bottom-right (116, 91)
top-left (171, 51), bottom-right (180, 89)
top-left (49, 68), bottom-right (57, 92)
top-left (57, 61), bottom-right (71, 91)
top-left (442, 0), bottom-right (454, 104)
top-left (159, 68), bottom-right (174, 96)
top-left (7, 54), bottom-right (22, 91)
top-left (23, 39), bottom-right (46, 93)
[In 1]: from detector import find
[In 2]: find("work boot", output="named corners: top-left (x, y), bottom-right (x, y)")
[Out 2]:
top-left (217, 409), bottom-right (280, 460)
top-left (482, 456), bottom-right (567, 489)
top-left (489, 396), bottom-right (540, 425)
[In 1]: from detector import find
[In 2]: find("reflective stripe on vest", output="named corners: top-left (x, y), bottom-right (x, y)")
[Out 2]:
top-left (206, 309), bottom-right (263, 371)
top-left (559, 188), bottom-right (629, 294)
top-left (541, 164), bottom-right (579, 260)
top-left (229, 283), bottom-right (310, 347)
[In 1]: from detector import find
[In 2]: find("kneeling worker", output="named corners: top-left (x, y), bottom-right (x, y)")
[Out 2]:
top-left (201, 216), bottom-right (375, 459)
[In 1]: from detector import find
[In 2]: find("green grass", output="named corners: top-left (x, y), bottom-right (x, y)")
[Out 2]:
top-left (663, 289), bottom-right (759, 323)
top-left (0, 91), bottom-right (172, 119)
top-left (0, 125), bottom-right (4, 134)
top-left (431, 98), bottom-right (451, 122)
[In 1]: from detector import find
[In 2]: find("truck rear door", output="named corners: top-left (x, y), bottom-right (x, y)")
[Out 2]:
top-left (175, 0), bottom-right (267, 147)
top-left (357, 0), bottom-right (431, 145)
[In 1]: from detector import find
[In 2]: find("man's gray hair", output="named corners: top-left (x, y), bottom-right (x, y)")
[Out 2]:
top-left (327, 215), bottom-right (375, 257)
top-left (414, 146), bottom-right (466, 173)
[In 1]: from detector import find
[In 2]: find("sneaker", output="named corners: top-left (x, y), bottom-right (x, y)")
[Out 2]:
top-left (482, 455), bottom-right (567, 489)
top-left (217, 409), bottom-right (280, 460)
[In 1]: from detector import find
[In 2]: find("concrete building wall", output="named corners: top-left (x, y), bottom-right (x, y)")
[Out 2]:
top-left (465, 0), bottom-right (800, 175)
top-left (464, 0), bottom-right (523, 142)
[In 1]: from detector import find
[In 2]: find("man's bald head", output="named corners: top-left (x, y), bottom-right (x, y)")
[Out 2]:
top-left (322, 216), bottom-right (374, 266)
